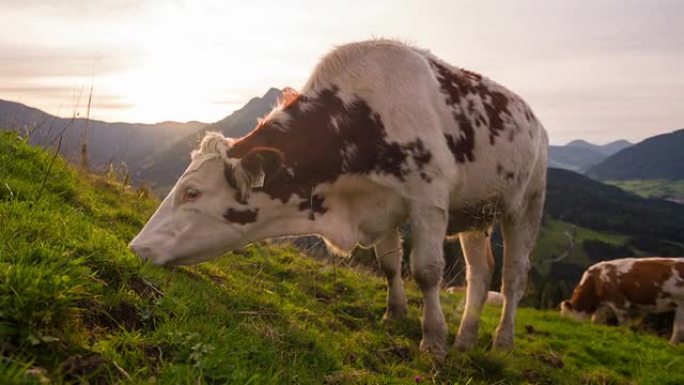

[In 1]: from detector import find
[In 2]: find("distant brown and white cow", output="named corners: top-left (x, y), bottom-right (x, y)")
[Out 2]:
top-left (129, 40), bottom-right (548, 360)
top-left (561, 257), bottom-right (684, 344)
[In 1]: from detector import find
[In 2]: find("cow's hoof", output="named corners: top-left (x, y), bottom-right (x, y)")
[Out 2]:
top-left (453, 333), bottom-right (477, 351)
top-left (420, 325), bottom-right (448, 363)
top-left (382, 304), bottom-right (408, 321)
top-left (492, 333), bottom-right (514, 350)
top-left (420, 338), bottom-right (448, 363)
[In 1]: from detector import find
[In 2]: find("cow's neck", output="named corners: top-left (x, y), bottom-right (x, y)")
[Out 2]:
top-left (228, 87), bottom-right (386, 205)
top-left (229, 88), bottom-right (406, 253)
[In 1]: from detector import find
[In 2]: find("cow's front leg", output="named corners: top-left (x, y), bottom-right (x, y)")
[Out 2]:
top-left (409, 204), bottom-right (448, 362)
top-left (670, 305), bottom-right (684, 345)
top-left (374, 229), bottom-right (407, 320)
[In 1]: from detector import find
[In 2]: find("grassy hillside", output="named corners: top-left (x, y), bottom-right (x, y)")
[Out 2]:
top-left (2, 131), bottom-right (683, 384)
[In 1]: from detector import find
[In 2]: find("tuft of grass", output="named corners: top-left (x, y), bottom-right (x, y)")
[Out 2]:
top-left (1, 130), bottom-right (683, 384)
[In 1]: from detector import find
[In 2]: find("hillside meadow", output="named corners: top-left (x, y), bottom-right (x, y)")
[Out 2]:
top-left (1, 131), bottom-right (683, 384)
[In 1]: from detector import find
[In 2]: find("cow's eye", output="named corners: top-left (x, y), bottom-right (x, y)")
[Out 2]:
top-left (183, 188), bottom-right (201, 202)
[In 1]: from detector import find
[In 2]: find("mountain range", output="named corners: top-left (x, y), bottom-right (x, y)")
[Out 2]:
top-left (587, 129), bottom-right (684, 180)
top-left (0, 89), bottom-right (281, 190)
top-left (548, 139), bottom-right (632, 173)
top-left (0, 99), bottom-right (206, 171)
top-left (134, 88), bottom-right (281, 188)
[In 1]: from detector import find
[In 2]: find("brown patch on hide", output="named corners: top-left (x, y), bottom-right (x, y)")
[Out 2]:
top-left (619, 259), bottom-right (677, 306)
top-left (224, 208), bottom-right (259, 224)
top-left (227, 87), bottom-right (433, 212)
top-left (428, 58), bottom-right (513, 162)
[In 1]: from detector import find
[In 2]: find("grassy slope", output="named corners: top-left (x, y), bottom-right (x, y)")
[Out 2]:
top-left (1, 131), bottom-right (683, 385)
top-left (532, 218), bottom-right (629, 277)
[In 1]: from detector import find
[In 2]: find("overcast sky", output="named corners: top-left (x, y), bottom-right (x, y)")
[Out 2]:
top-left (0, 0), bottom-right (682, 144)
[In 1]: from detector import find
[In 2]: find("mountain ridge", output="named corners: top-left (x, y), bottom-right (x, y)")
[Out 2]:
top-left (0, 98), bottom-right (207, 171)
top-left (134, 88), bottom-right (281, 189)
top-left (548, 139), bottom-right (631, 173)
top-left (588, 128), bottom-right (684, 180)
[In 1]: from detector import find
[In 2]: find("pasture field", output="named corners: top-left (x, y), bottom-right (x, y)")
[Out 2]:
top-left (1, 131), bottom-right (683, 384)
top-left (606, 179), bottom-right (684, 203)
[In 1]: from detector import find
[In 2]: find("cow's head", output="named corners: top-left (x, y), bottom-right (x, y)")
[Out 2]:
top-left (559, 300), bottom-right (590, 321)
top-left (129, 132), bottom-right (285, 265)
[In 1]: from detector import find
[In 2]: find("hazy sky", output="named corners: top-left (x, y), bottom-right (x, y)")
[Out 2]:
top-left (1, 0), bottom-right (682, 144)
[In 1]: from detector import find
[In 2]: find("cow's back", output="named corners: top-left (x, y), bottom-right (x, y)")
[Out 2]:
top-left (592, 258), bottom-right (684, 311)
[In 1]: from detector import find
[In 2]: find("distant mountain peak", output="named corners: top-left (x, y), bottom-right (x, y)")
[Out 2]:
top-left (606, 139), bottom-right (632, 146)
top-left (565, 139), bottom-right (593, 148)
top-left (263, 87), bottom-right (283, 100)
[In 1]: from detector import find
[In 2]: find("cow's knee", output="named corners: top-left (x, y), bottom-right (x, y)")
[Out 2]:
top-left (412, 258), bottom-right (444, 291)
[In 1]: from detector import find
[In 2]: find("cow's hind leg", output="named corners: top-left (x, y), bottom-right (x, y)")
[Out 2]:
top-left (454, 229), bottom-right (494, 350)
top-left (409, 204), bottom-right (448, 361)
top-left (670, 304), bottom-right (684, 345)
top-left (495, 191), bottom-right (544, 349)
top-left (375, 229), bottom-right (408, 320)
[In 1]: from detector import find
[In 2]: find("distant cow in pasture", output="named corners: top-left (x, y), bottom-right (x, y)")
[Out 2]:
top-left (129, 39), bottom-right (548, 360)
top-left (561, 257), bottom-right (684, 344)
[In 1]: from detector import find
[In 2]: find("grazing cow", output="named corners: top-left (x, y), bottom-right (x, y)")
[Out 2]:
top-left (560, 257), bottom-right (684, 344)
top-left (129, 40), bottom-right (548, 360)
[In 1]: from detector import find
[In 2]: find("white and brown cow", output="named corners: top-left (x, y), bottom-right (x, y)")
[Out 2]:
top-left (561, 257), bottom-right (684, 344)
top-left (129, 39), bottom-right (548, 360)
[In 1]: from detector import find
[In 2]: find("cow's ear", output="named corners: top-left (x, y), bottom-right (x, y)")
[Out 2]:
top-left (239, 147), bottom-right (283, 188)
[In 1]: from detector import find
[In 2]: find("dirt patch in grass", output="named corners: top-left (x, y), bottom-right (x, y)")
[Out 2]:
top-left (129, 276), bottom-right (164, 300)
top-left (60, 353), bottom-right (109, 385)
top-left (82, 301), bottom-right (148, 332)
top-left (533, 351), bottom-right (564, 368)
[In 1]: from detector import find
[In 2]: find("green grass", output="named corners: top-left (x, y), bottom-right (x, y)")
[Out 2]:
top-left (606, 180), bottom-right (684, 202)
top-left (2, 131), bottom-right (683, 384)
